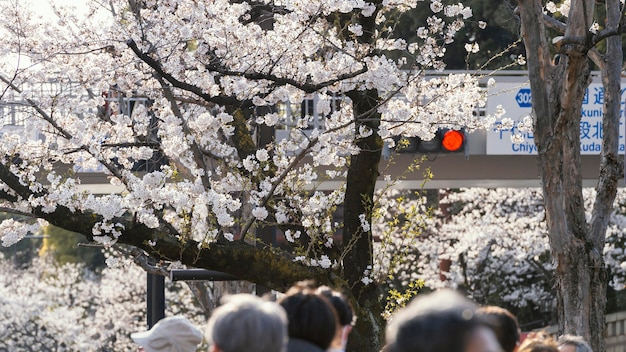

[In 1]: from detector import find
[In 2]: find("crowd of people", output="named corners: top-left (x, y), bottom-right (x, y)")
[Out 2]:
top-left (129, 283), bottom-right (594, 352)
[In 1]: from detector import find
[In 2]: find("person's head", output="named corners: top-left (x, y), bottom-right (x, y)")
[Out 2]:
top-left (518, 332), bottom-right (558, 352)
top-left (557, 335), bottom-right (593, 352)
top-left (206, 293), bottom-right (288, 352)
top-left (130, 315), bottom-right (203, 352)
top-left (317, 286), bottom-right (356, 351)
top-left (385, 289), bottom-right (502, 352)
top-left (278, 288), bottom-right (337, 350)
top-left (477, 306), bottom-right (521, 352)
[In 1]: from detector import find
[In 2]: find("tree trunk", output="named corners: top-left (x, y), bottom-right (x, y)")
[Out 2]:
top-left (517, 1), bottom-right (622, 350)
top-left (343, 88), bottom-right (385, 351)
top-left (350, 285), bottom-right (386, 352)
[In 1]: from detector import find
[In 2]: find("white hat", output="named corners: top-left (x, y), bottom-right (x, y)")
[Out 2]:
top-left (131, 315), bottom-right (203, 352)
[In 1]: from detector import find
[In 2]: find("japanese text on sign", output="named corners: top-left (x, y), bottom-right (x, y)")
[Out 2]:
top-left (486, 82), bottom-right (626, 155)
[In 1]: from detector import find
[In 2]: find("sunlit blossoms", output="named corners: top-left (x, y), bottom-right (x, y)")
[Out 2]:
top-left (0, 254), bottom-right (207, 351)
top-left (0, 0), bottom-right (521, 347)
top-left (373, 188), bottom-right (626, 312)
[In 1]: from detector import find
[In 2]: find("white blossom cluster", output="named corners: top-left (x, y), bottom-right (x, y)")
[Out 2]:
top-left (545, 1), bottom-right (571, 16)
top-left (372, 187), bottom-right (626, 311)
top-left (0, 0), bottom-right (518, 271)
top-left (0, 219), bottom-right (45, 247)
top-left (0, 253), bottom-right (207, 351)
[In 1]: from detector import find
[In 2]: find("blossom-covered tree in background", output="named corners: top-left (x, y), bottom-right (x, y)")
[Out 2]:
top-left (11, 186), bottom-right (626, 350)
top-left (0, 0), bottom-right (522, 348)
top-left (375, 187), bottom-right (626, 331)
top-left (0, 252), bottom-right (207, 351)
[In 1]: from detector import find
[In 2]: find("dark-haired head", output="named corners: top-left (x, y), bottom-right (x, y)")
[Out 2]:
top-left (279, 290), bottom-right (337, 349)
top-left (317, 286), bottom-right (355, 327)
top-left (477, 305), bottom-right (520, 352)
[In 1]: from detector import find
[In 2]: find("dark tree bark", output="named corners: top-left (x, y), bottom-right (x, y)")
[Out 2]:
top-left (517, 1), bottom-right (623, 350)
top-left (344, 88), bottom-right (386, 351)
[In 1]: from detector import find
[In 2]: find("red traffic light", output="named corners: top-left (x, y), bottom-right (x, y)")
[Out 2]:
top-left (393, 129), bottom-right (465, 154)
top-left (441, 129), bottom-right (464, 152)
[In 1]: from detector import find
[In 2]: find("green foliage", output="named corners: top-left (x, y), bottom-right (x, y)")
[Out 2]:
top-left (383, 280), bottom-right (424, 320)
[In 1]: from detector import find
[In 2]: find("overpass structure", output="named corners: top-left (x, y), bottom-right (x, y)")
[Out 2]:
top-left (376, 70), bottom-right (626, 189)
top-left (2, 71), bottom-right (625, 191)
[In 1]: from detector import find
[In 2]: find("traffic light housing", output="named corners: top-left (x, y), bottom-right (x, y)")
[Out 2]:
top-left (394, 129), bottom-right (465, 154)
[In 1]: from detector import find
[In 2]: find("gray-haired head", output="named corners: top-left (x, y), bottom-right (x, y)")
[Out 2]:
top-left (557, 335), bottom-right (593, 352)
top-left (206, 293), bottom-right (288, 352)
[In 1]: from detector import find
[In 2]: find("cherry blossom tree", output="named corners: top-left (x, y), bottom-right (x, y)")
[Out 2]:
top-left (514, 1), bottom-right (625, 350)
top-left (375, 187), bottom-right (626, 330)
top-left (0, 0), bottom-right (516, 348)
top-left (9, 186), bottom-right (626, 349)
top-left (0, 252), bottom-right (207, 351)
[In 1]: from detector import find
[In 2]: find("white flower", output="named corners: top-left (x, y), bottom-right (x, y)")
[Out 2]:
top-left (589, 22), bottom-right (600, 34)
top-left (105, 257), bottom-right (121, 268)
top-left (275, 211), bottom-right (289, 224)
top-left (461, 7), bottom-right (472, 19)
top-left (464, 43), bottom-right (479, 54)
top-left (430, 1), bottom-right (443, 13)
top-left (494, 105), bottom-right (506, 118)
top-left (545, 2), bottom-right (557, 13)
top-left (348, 24), bottom-right (363, 36)
top-left (358, 125), bottom-right (373, 138)
top-left (252, 207), bottom-right (269, 220)
top-left (361, 276), bottom-right (373, 285)
top-left (478, 21), bottom-right (487, 29)
top-left (500, 118), bottom-right (515, 130)
top-left (252, 96), bottom-right (267, 106)
top-left (359, 213), bottom-right (371, 232)
top-left (256, 149), bottom-right (270, 162)
top-left (285, 229), bottom-right (295, 243)
top-left (319, 255), bottom-right (332, 269)
top-left (361, 4), bottom-right (375, 16)
top-left (223, 232), bottom-right (234, 241)
top-left (517, 116), bottom-right (534, 133)
top-left (325, 236), bottom-right (333, 247)
top-left (510, 133), bottom-right (525, 144)
top-left (242, 155), bottom-right (258, 172)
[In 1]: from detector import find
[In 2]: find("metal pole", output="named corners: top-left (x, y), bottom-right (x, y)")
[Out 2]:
top-left (170, 269), bottom-right (237, 282)
top-left (146, 273), bottom-right (165, 329)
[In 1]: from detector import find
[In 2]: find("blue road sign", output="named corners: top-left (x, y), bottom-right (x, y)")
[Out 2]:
top-left (516, 88), bottom-right (532, 108)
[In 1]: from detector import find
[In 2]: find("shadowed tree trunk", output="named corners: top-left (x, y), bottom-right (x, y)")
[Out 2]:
top-left (344, 88), bottom-right (386, 351)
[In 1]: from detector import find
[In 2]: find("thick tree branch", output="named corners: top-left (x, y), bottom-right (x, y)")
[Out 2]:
top-left (0, 158), bottom-right (332, 290)
top-left (126, 39), bottom-right (246, 108)
top-left (205, 63), bottom-right (368, 94)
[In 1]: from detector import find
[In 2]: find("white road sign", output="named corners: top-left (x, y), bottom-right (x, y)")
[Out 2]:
top-left (486, 81), bottom-right (626, 155)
